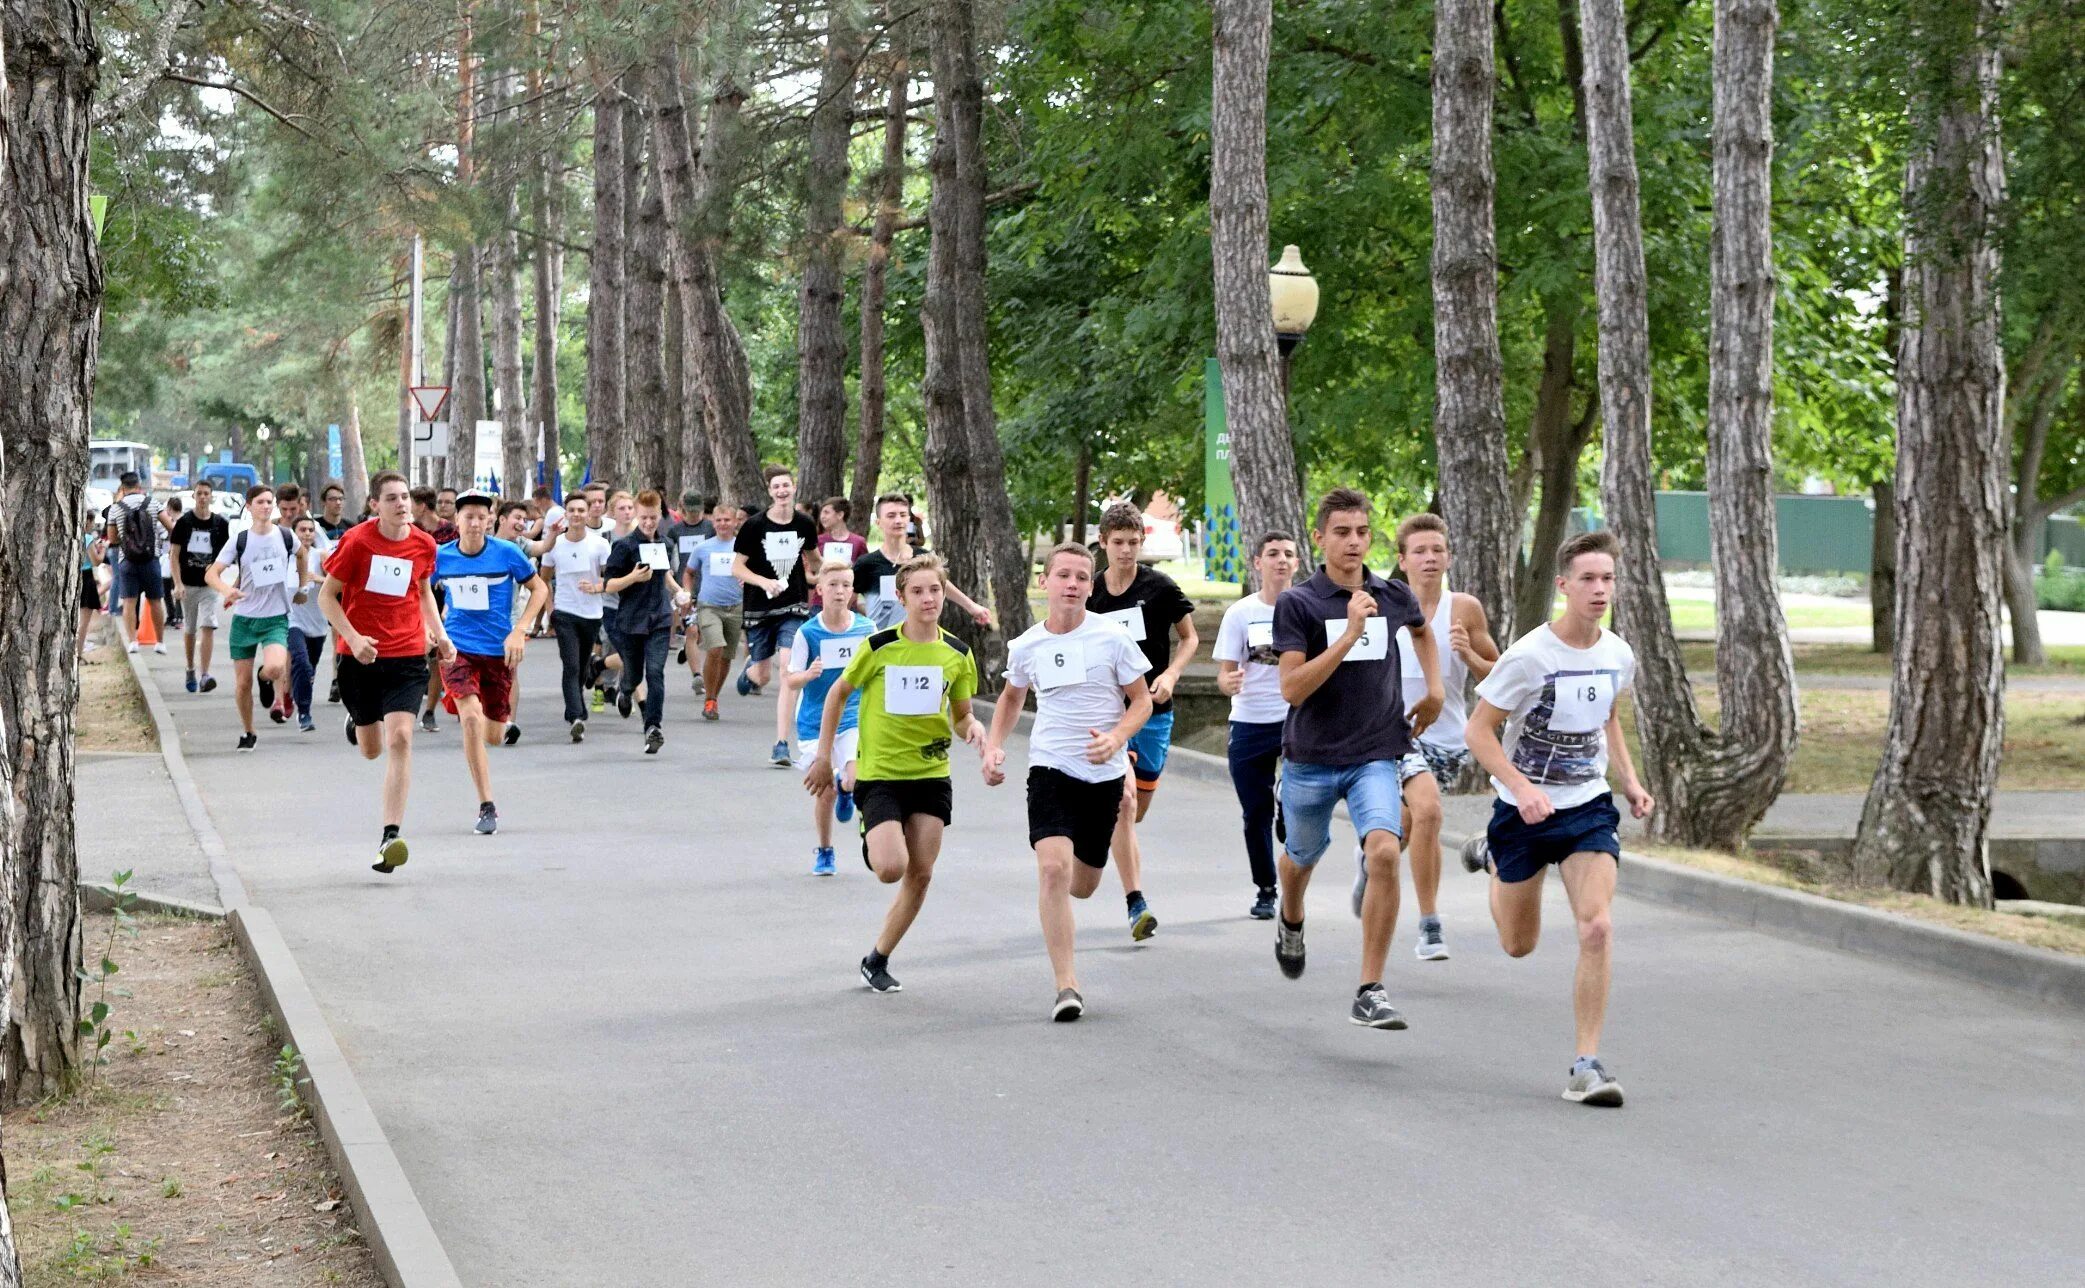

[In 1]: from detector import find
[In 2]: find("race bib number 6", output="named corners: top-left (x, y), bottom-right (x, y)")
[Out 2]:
top-left (884, 664), bottom-right (943, 716)
top-left (1033, 641), bottom-right (1087, 691)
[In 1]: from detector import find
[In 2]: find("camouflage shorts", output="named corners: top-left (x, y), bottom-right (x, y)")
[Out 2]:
top-left (1417, 742), bottom-right (1471, 782)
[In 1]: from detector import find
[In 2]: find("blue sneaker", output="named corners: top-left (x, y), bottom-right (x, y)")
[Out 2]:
top-left (735, 670), bottom-right (758, 697)
top-left (834, 787), bottom-right (855, 824)
top-left (1127, 897), bottom-right (1158, 942)
top-left (185, 669), bottom-right (198, 693)
top-left (813, 847), bottom-right (836, 877)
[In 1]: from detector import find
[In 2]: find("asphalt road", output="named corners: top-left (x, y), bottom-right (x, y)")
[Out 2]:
top-left (132, 644), bottom-right (2085, 1287)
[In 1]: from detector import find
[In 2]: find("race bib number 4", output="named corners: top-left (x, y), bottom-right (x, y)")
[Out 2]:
top-left (1548, 672), bottom-right (1616, 734)
top-left (884, 665), bottom-right (944, 716)
top-left (1032, 641), bottom-right (1087, 691)
top-left (447, 576), bottom-right (492, 612)
top-left (365, 554), bottom-right (412, 598)
top-left (819, 636), bottom-right (863, 670)
top-left (1099, 607), bottom-right (1146, 642)
top-left (1325, 615), bottom-right (1388, 662)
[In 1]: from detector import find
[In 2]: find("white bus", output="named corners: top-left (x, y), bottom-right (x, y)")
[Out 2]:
top-left (88, 439), bottom-right (155, 489)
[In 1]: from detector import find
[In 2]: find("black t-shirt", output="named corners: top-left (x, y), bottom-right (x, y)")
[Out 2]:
top-left (666, 518), bottom-right (715, 572)
top-left (169, 513), bottom-right (231, 587)
top-left (733, 511), bottom-right (819, 620)
top-left (1086, 565), bottom-right (1195, 714)
top-left (1271, 569), bottom-right (1427, 765)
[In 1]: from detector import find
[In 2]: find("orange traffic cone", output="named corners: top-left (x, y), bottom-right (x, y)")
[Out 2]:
top-left (135, 602), bottom-right (161, 647)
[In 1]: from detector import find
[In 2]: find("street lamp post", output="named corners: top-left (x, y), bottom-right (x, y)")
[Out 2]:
top-left (256, 422), bottom-right (273, 485)
top-left (1269, 244), bottom-right (1320, 409)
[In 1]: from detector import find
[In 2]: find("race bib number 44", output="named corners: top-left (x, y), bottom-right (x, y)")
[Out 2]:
top-left (365, 555), bottom-right (412, 597)
top-left (1548, 672), bottom-right (1616, 734)
top-left (1324, 615), bottom-right (1388, 662)
top-left (762, 531), bottom-right (803, 575)
top-left (884, 665), bottom-right (944, 716)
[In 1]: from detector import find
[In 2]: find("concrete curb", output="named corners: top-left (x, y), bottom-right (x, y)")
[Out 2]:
top-left (122, 646), bottom-right (465, 1288)
top-left (1155, 736), bottom-right (2085, 1012)
top-left (81, 881), bottom-right (224, 920)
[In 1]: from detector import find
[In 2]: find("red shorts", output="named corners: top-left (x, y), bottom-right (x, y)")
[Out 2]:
top-left (440, 652), bottom-right (515, 723)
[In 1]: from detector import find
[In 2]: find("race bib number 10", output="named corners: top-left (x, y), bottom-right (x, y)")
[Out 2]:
top-left (365, 554), bottom-right (412, 598)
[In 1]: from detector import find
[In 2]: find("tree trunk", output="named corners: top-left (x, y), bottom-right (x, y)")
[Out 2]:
top-left (662, 263), bottom-right (689, 497)
top-left (927, 0), bottom-right (1031, 657)
top-left (1430, 0), bottom-right (1516, 645)
top-left (1211, 0), bottom-right (1311, 579)
top-left (586, 71), bottom-right (626, 484)
top-left (1851, 0), bottom-right (2008, 905)
top-left (616, 98), bottom-right (647, 486)
top-left (1073, 441), bottom-right (1092, 545)
top-left (850, 53), bottom-right (908, 525)
top-left (2001, 352), bottom-right (2073, 666)
top-left (527, 9), bottom-right (562, 495)
top-left (1515, 303), bottom-right (1591, 634)
top-left (1577, 0), bottom-right (1714, 833)
top-left (341, 393), bottom-right (369, 511)
top-left (626, 134), bottom-right (672, 494)
top-left (491, 67), bottom-right (529, 498)
top-left (447, 245), bottom-right (488, 489)
top-left (648, 51), bottom-right (764, 507)
top-left (796, 3), bottom-right (863, 506)
top-left (1870, 479), bottom-right (1896, 653)
top-left (1, 0), bottom-right (96, 1106)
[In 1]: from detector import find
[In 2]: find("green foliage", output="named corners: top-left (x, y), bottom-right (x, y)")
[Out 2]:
top-left (274, 1044), bottom-right (308, 1117)
top-left (73, 872), bottom-right (138, 1092)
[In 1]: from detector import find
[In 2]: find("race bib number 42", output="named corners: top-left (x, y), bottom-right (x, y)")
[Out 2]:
top-left (884, 665), bottom-right (943, 716)
top-left (1548, 672), bottom-right (1616, 734)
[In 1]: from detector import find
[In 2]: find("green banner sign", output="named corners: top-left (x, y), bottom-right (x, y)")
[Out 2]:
top-left (1204, 358), bottom-right (1242, 584)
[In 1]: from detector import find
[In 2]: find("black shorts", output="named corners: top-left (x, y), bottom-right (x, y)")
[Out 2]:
top-left (1027, 767), bottom-right (1122, 869)
top-left (338, 654), bottom-right (432, 729)
top-left (79, 574), bottom-right (102, 612)
top-left (1486, 793), bottom-right (1622, 884)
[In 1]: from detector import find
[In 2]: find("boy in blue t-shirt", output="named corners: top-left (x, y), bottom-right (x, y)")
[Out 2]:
top-left (783, 559), bottom-right (874, 875)
top-left (430, 491), bottom-right (551, 835)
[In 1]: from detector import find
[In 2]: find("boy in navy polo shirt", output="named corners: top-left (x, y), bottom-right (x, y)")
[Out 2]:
top-left (1270, 488), bottom-right (1443, 1030)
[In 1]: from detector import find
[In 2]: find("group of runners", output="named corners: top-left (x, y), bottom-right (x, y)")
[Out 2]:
top-left (134, 463), bottom-right (1653, 1107)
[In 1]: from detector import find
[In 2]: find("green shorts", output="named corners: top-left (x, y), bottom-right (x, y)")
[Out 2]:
top-left (228, 613), bottom-right (289, 661)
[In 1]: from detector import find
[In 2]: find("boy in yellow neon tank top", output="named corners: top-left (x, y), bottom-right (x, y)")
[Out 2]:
top-left (805, 555), bottom-right (983, 994)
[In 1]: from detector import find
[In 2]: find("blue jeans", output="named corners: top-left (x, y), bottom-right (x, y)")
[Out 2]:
top-left (1278, 759), bottom-right (1407, 867)
top-left (616, 628), bottom-right (671, 728)
top-left (286, 626), bottom-right (326, 719)
top-left (1226, 720), bottom-right (1284, 891)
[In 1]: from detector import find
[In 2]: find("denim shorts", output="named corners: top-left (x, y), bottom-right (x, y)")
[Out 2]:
top-left (745, 612), bottom-right (804, 664)
top-left (1278, 759), bottom-right (1406, 866)
top-left (1128, 709), bottom-right (1176, 785)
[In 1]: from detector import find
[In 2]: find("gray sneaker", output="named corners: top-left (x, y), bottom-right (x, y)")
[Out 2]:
top-left (1459, 833), bottom-right (1494, 875)
top-left (1350, 843), bottom-right (1368, 918)
top-left (1349, 984), bottom-right (1407, 1029)
top-left (1275, 919), bottom-right (1305, 979)
top-left (1051, 988), bottom-right (1084, 1022)
top-left (1564, 1059), bottom-right (1625, 1107)
top-left (1415, 919), bottom-right (1449, 962)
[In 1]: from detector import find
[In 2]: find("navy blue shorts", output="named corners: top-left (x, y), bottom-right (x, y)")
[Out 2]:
top-left (1485, 794), bottom-right (1621, 884)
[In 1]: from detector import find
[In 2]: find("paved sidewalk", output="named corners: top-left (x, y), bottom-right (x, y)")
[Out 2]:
top-left (122, 644), bottom-right (2085, 1287)
top-left (77, 750), bottom-right (218, 907)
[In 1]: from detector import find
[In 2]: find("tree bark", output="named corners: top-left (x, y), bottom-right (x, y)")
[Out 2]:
top-left (1430, 0), bottom-right (1516, 646)
top-left (925, 0), bottom-right (1030, 658)
top-left (586, 70), bottom-right (626, 484)
top-left (662, 260), bottom-right (689, 497)
top-left (447, 244), bottom-right (488, 489)
top-left (490, 69), bottom-right (528, 498)
top-left (1211, 0), bottom-right (1310, 581)
top-left (1515, 303), bottom-right (1593, 633)
top-left (342, 393), bottom-right (369, 512)
top-left (1852, 0), bottom-right (2008, 905)
top-left (850, 52), bottom-right (908, 525)
top-left (527, 4), bottom-right (562, 494)
top-left (649, 51), bottom-right (764, 507)
top-left (2001, 351), bottom-right (2075, 665)
top-left (1870, 479), bottom-right (1895, 653)
top-left (795, 2), bottom-right (863, 505)
top-left (626, 130), bottom-right (672, 493)
top-left (1, 0), bottom-right (96, 1107)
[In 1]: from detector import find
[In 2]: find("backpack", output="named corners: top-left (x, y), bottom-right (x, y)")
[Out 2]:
top-left (231, 527), bottom-right (293, 570)
top-left (117, 499), bottom-right (156, 561)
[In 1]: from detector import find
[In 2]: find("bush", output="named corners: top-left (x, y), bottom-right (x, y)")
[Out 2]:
top-left (2036, 551), bottom-right (2085, 612)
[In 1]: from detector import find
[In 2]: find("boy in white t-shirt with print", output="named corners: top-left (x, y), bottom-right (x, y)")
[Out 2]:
top-left (1463, 529), bottom-right (1655, 1109)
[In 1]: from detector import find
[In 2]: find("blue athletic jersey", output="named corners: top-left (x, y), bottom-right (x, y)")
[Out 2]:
top-left (432, 537), bottom-right (538, 657)
top-left (792, 612), bottom-right (874, 741)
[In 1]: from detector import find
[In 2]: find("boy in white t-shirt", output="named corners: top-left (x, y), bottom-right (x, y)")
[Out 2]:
top-left (983, 543), bottom-right (1153, 1022)
top-left (1463, 529), bottom-right (1655, 1109)
top-left (1211, 531), bottom-right (1301, 921)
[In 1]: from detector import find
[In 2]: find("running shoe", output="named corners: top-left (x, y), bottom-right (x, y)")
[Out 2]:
top-left (327, 678), bottom-right (340, 704)
top-left (771, 740), bottom-right (791, 768)
top-left (258, 677), bottom-right (275, 707)
top-left (813, 846), bottom-right (836, 876)
top-left (373, 834), bottom-right (409, 874)
top-left (152, 642), bottom-right (167, 655)
top-left (616, 687), bottom-right (634, 719)
top-left (420, 707), bottom-right (438, 734)
top-left (185, 669), bottom-right (197, 693)
top-left (1127, 898), bottom-right (1157, 942)
top-left (1250, 888), bottom-right (1276, 921)
top-left (859, 956), bottom-right (901, 994)
top-left (1415, 919), bottom-right (1449, 962)
top-left (569, 718), bottom-right (586, 743)
top-left (344, 714), bottom-right (357, 746)
top-left (1351, 842), bottom-right (1368, 918)
top-left (199, 674), bottom-right (217, 693)
top-left (475, 803), bottom-right (499, 835)
top-left (269, 705), bottom-right (287, 725)
top-left (1275, 919), bottom-right (1306, 979)
top-left (1563, 1058), bottom-right (1625, 1107)
top-left (834, 787), bottom-right (855, 824)
top-left (644, 726), bottom-right (665, 755)
top-left (1052, 988), bottom-right (1084, 1023)
top-left (503, 724), bottom-right (521, 746)
top-left (298, 714), bottom-right (315, 733)
top-left (590, 688), bottom-right (605, 713)
top-left (1460, 833), bottom-right (1494, 875)
top-left (677, 646), bottom-right (687, 665)
top-left (736, 670), bottom-right (760, 697)
top-left (702, 699), bottom-right (719, 722)
top-left (1349, 984), bottom-right (1408, 1030)
top-left (693, 674), bottom-right (706, 698)
top-left (126, 640), bottom-right (139, 654)
top-left (236, 732), bottom-right (258, 752)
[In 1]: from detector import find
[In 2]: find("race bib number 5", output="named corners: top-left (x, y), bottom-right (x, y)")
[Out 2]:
top-left (1324, 615), bottom-right (1388, 662)
top-left (1548, 672), bottom-right (1616, 734)
top-left (884, 665), bottom-right (944, 716)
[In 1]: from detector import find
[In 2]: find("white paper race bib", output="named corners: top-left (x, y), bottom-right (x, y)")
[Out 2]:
top-left (1099, 607), bottom-right (1146, 642)
top-left (447, 576), bottom-right (492, 612)
top-left (678, 535), bottom-right (700, 555)
top-left (1246, 620), bottom-right (1274, 650)
top-left (639, 542), bottom-right (671, 571)
top-left (1548, 672), bottom-right (1616, 734)
top-left (1032, 640), bottom-right (1087, 691)
top-left (707, 551), bottom-right (735, 577)
top-left (883, 665), bottom-right (943, 716)
top-left (762, 531), bottom-right (803, 575)
top-left (878, 574), bottom-right (897, 602)
top-left (365, 554), bottom-right (412, 598)
top-left (1325, 615), bottom-right (1388, 662)
top-left (248, 554), bottom-right (287, 588)
top-left (187, 530), bottom-right (216, 555)
top-left (821, 541), bottom-right (853, 564)
top-left (820, 636), bottom-right (863, 670)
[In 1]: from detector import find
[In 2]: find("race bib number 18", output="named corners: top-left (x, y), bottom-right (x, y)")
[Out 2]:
top-left (884, 665), bottom-right (943, 716)
top-left (1548, 672), bottom-right (1616, 734)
